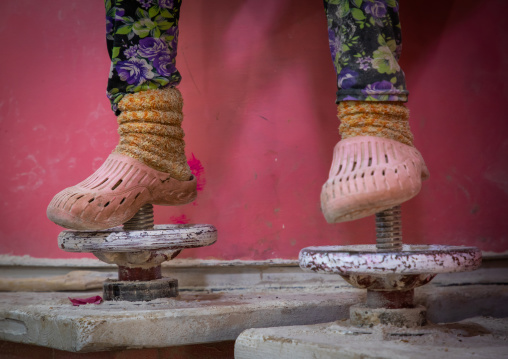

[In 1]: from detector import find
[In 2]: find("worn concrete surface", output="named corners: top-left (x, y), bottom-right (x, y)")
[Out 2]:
top-left (0, 271), bottom-right (111, 292)
top-left (235, 317), bottom-right (508, 359)
top-left (1, 284), bottom-right (507, 353)
top-left (0, 257), bottom-right (507, 353)
top-left (0, 290), bottom-right (358, 352)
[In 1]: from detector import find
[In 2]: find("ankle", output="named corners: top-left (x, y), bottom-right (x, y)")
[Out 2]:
top-left (338, 101), bottom-right (414, 147)
top-left (114, 87), bottom-right (192, 181)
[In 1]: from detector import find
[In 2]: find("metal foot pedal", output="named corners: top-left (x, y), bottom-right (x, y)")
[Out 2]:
top-left (299, 205), bottom-right (481, 327)
top-left (58, 204), bottom-right (217, 301)
top-left (235, 206), bottom-right (497, 359)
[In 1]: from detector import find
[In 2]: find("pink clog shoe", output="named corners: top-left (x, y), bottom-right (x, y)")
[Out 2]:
top-left (47, 153), bottom-right (196, 230)
top-left (321, 136), bottom-right (429, 223)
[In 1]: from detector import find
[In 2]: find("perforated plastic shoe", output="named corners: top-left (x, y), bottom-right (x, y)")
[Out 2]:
top-left (47, 153), bottom-right (196, 230)
top-left (321, 136), bottom-right (429, 223)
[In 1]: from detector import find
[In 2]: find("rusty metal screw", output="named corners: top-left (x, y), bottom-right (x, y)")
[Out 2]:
top-left (375, 205), bottom-right (402, 252)
top-left (120, 203), bottom-right (158, 285)
top-left (123, 203), bottom-right (154, 231)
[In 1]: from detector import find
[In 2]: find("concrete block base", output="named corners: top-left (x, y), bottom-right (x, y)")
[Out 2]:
top-left (235, 317), bottom-right (508, 359)
top-left (0, 290), bottom-right (359, 352)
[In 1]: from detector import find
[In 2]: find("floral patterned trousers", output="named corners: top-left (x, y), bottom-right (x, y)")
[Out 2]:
top-left (106, 0), bottom-right (407, 112)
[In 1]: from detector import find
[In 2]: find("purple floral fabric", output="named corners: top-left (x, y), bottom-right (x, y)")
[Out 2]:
top-left (105, 0), bottom-right (182, 112)
top-left (104, 0), bottom-right (406, 112)
top-left (324, 0), bottom-right (408, 102)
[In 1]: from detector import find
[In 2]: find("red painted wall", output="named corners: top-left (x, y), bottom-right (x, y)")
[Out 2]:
top-left (1, 0), bottom-right (507, 260)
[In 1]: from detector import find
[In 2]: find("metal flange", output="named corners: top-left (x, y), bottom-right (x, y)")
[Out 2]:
top-left (300, 245), bottom-right (482, 276)
top-left (58, 224), bottom-right (217, 253)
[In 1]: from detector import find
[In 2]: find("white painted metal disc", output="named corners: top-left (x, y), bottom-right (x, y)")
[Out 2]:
top-left (299, 245), bottom-right (482, 275)
top-left (58, 224), bottom-right (217, 253)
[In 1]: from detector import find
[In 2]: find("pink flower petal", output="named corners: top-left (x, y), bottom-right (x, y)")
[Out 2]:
top-left (68, 296), bottom-right (103, 306)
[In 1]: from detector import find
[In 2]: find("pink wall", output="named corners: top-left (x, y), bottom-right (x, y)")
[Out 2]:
top-left (0, 0), bottom-right (507, 260)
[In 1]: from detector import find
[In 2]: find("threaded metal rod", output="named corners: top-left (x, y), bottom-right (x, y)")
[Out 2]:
top-left (123, 203), bottom-right (154, 230)
top-left (375, 205), bottom-right (402, 252)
